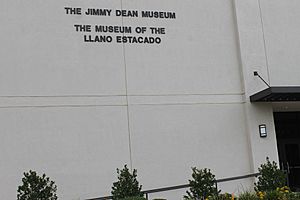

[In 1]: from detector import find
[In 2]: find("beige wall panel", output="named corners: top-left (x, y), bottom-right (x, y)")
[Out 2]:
top-left (0, 107), bottom-right (130, 200)
top-left (0, 0), bottom-right (126, 96)
top-left (129, 104), bottom-right (253, 199)
top-left (260, 0), bottom-right (300, 86)
top-left (122, 0), bottom-right (243, 95)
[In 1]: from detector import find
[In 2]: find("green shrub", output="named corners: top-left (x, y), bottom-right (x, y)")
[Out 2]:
top-left (111, 165), bottom-right (143, 200)
top-left (17, 170), bottom-right (58, 200)
top-left (254, 157), bottom-right (286, 192)
top-left (184, 167), bottom-right (219, 199)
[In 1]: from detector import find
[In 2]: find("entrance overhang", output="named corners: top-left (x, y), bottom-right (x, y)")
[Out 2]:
top-left (250, 87), bottom-right (300, 102)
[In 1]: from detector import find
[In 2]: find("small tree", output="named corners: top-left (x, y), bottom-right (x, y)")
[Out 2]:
top-left (111, 165), bottom-right (143, 200)
top-left (184, 167), bottom-right (219, 200)
top-left (17, 170), bottom-right (58, 200)
top-left (254, 157), bottom-right (286, 192)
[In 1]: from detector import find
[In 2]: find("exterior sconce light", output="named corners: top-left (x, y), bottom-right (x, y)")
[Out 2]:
top-left (259, 124), bottom-right (267, 138)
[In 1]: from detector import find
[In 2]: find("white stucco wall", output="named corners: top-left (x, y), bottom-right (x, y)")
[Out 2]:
top-left (2, 0), bottom-right (299, 199)
top-left (0, 107), bottom-right (130, 199)
top-left (234, 0), bottom-right (279, 170)
top-left (259, 0), bottom-right (300, 86)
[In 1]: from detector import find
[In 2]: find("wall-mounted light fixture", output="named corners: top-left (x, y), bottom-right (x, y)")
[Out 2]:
top-left (259, 124), bottom-right (267, 138)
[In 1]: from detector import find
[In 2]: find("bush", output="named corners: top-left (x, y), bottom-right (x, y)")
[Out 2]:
top-left (184, 167), bottom-right (219, 199)
top-left (111, 165), bottom-right (143, 200)
top-left (254, 157), bottom-right (286, 192)
top-left (17, 170), bottom-right (58, 200)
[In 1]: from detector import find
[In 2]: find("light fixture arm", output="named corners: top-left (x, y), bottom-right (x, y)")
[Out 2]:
top-left (253, 71), bottom-right (271, 88)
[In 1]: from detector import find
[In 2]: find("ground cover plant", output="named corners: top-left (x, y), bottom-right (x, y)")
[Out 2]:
top-left (121, 197), bottom-right (146, 200)
top-left (238, 191), bottom-right (259, 200)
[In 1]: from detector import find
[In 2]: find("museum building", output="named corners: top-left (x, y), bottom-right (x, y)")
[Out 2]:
top-left (1, 0), bottom-right (300, 199)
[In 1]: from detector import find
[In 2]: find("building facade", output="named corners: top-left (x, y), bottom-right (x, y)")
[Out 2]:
top-left (1, 0), bottom-right (300, 199)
